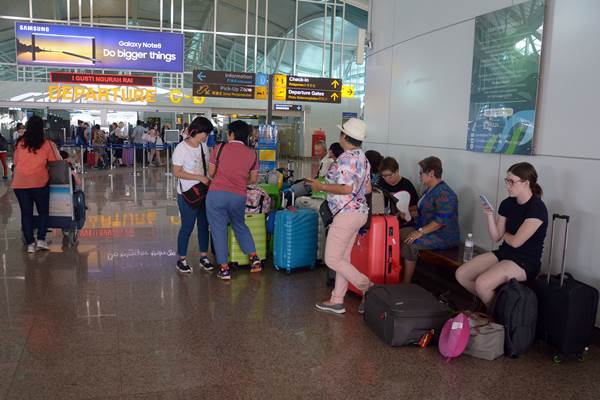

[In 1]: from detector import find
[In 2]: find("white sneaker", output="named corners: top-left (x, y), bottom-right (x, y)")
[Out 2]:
top-left (27, 244), bottom-right (36, 253)
top-left (36, 240), bottom-right (50, 251)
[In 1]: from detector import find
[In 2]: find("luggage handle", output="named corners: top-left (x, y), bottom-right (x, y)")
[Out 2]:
top-left (546, 213), bottom-right (570, 286)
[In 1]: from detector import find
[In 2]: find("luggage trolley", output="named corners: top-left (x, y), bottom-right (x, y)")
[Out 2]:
top-left (32, 160), bottom-right (86, 247)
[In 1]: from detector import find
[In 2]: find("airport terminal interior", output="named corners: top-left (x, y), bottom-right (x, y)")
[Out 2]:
top-left (1, 0), bottom-right (600, 399)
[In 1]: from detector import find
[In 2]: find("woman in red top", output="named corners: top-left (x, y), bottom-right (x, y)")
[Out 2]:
top-left (12, 116), bottom-right (59, 253)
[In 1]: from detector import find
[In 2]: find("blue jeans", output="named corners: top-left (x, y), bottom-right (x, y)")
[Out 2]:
top-left (14, 186), bottom-right (50, 245)
top-left (177, 194), bottom-right (210, 257)
top-left (206, 190), bottom-right (255, 265)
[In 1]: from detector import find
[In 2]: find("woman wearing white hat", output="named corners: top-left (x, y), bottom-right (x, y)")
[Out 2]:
top-left (307, 118), bottom-right (373, 314)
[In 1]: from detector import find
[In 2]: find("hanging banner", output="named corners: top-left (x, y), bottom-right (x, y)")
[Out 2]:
top-left (466, 0), bottom-right (544, 155)
top-left (15, 22), bottom-right (184, 72)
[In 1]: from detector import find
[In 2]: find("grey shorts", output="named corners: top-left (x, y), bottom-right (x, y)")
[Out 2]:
top-left (400, 226), bottom-right (427, 262)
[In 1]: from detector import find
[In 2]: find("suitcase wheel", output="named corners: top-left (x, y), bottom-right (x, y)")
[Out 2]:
top-left (552, 354), bottom-right (563, 364)
top-left (286, 269), bottom-right (291, 274)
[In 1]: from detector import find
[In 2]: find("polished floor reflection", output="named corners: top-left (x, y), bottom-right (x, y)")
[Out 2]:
top-left (1, 166), bottom-right (599, 400)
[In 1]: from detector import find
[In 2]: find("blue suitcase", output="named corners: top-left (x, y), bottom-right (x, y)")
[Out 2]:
top-left (273, 208), bottom-right (318, 273)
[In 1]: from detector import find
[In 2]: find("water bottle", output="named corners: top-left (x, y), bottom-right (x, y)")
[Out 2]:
top-left (463, 233), bottom-right (474, 263)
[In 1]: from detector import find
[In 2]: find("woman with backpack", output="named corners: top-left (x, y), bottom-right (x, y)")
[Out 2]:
top-left (455, 162), bottom-right (548, 309)
top-left (205, 120), bottom-right (261, 280)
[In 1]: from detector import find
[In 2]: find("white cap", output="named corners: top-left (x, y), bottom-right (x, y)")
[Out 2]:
top-left (337, 118), bottom-right (367, 141)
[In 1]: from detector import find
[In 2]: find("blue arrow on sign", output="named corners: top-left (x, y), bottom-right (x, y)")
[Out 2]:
top-left (196, 71), bottom-right (206, 81)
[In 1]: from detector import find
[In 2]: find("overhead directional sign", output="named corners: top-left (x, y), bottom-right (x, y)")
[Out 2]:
top-left (283, 75), bottom-right (342, 103)
top-left (192, 70), bottom-right (267, 100)
top-left (342, 85), bottom-right (355, 98)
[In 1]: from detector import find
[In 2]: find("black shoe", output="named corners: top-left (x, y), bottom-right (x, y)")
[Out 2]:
top-left (176, 259), bottom-right (193, 274)
top-left (250, 255), bottom-right (262, 273)
top-left (199, 257), bottom-right (214, 271)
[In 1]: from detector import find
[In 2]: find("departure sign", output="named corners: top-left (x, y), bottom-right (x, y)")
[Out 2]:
top-left (273, 74), bottom-right (342, 103)
top-left (192, 70), bottom-right (267, 100)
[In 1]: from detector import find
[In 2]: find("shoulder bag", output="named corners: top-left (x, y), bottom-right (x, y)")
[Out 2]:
top-left (180, 142), bottom-right (226, 208)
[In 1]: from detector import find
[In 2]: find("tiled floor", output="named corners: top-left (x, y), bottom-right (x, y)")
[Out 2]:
top-left (1, 166), bottom-right (599, 400)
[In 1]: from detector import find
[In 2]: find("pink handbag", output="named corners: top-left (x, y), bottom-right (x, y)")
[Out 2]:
top-left (438, 313), bottom-right (471, 362)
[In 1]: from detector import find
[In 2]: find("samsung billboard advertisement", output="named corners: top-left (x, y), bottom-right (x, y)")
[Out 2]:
top-left (15, 22), bottom-right (183, 73)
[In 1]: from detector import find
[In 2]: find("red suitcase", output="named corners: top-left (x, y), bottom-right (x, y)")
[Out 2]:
top-left (349, 215), bottom-right (401, 295)
top-left (86, 151), bottom-right (96, 167)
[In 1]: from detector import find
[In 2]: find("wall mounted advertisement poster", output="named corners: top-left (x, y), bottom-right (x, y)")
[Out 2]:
top-left (15, 22), bottom-right (183, 73)
top-left (466, 0), bottom-right (544, 155)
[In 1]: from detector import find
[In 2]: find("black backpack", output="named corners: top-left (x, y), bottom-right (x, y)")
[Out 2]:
top-left (491, 278), bottom-right (538, 358)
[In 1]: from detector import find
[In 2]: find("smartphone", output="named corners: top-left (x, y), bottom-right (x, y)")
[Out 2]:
top-left (479, 194), bottom-right (494, 211)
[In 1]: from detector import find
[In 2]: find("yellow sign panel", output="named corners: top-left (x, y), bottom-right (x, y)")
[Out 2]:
top-left (342, 85), bottom-right (355, 98)
top-left (259, 149), bottom-right (276, 162)
top-left (273, 87), bottom-right (287, 101)
top-left (255, 86), bottom-right (267, 100)
top-left (273, 74), bottom-right (287, 88)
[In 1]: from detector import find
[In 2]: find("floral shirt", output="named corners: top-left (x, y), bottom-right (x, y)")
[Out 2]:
top-left (326, 149), bottom-right (370, 214)
top-left (414, 181), bottom-right (460, 249)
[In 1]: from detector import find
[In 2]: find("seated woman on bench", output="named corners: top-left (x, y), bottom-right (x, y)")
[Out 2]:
top-left (401, 156), bottom-right (460, 283)
top-left (455, 162), bottom-right (548, 309)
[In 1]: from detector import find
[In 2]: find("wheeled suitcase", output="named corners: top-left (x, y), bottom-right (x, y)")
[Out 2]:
top-left (349, 215), bottom-right (401, 295)
top-left (273, 208), bottom-right (318, 273)
top-left (86, 151), bottom-right (96, 167)
top-left (228, 213), bottom-right (267, 265)
top-left (295, 196), bottom-right (326, 262)
top-left (122, 147), bottom-right (135, 166)
top-left (532, 214), bottom-right (599, 362)
top-left (364, 284), bottom-right (450, 346)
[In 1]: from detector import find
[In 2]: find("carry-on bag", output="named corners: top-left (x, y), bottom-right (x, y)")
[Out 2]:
top-left (349, 215), bottom-right (401, 295)
top-left (491, 278), bottom-right (537, 358)
top-left (246, 185), bottom-right (272, 214)
top-left (228, 213), bottom-right (267, 265)
top-left (532, 214), bottom-right (599, 363)
top-left (463, 313), bottom-right (505, 361)
top-left (364, 284), bottom-right (450, 346)
top-left (273, 208), bottom-right (318, 273)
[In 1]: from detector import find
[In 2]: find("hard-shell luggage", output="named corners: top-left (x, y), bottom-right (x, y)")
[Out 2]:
top-left (122, 147), bottom-right (135, 166)
top-left (86, 151), bottom-right (96, 167)
top-left (532, 214), bottom-right (599, 362)
top-left (349, 215), bottom-right (401, 295)
top-left (273, 208), bottom-right (318, 273)
top-left (73, 190), bottom-right (86, 230)
top-left (491, 278), bottom-right (537, 358)
top-left (364, 284), bottom-right (450, 346)
top-left (295, 196), bottom-right (326, 262)
top-left (228, 213), bottom-right (267, 265)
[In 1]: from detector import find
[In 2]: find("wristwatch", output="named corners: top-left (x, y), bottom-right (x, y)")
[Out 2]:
top-left (418, 228), bottom-right (424, 234)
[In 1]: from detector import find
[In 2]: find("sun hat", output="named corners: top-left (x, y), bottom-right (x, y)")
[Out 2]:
top-left (336, 118), bottom-right (366, 141)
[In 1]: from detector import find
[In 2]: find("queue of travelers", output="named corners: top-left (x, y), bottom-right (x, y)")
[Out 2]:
top-left (5, 115), bottom-right (548, 320)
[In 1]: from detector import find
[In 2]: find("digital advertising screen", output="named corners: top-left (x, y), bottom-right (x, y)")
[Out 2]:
top-left (16, 22), bottom-right (183, 73)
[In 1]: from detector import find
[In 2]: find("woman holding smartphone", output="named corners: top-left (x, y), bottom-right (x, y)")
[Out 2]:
top-left (455, 162), bottom-right (548, 309)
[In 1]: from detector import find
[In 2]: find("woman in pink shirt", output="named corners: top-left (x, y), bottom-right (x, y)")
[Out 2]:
top-left (12, 116), bottom-right (59, 253)
top-left (206, 120), bottom-right (260, 280)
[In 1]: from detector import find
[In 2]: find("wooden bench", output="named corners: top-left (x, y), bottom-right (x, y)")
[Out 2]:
top-left (418, 245), bottom-right (486, 270)
top-left (414, 245), bottom-right (487, 310)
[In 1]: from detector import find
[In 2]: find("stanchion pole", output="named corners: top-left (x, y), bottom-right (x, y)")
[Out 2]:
top-left (110, 144), bottom-right (114, 172)
top-left (80, 145), bottom-right (85, 174)
top-left (165, 144), bottom-right (171, 176)
top-left (133, 145), bottom-right (137, 176)
top-left (142, 144), bottom-right (147, 169)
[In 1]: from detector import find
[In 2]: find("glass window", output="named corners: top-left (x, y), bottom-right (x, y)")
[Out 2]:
top-left (3, 2), bottom-right (29, 18)
top-left (217, 0), bottom-right (247, 34)
top-left (184, 0), bottom-right (215, 31)
top-left (343, 4), bottom-right (368, 46)
top-left (128, 0), bottom-right (162, 28)
top-left (267, 0), bottom-right (295, 38)
top-left (324, 5), bottom-right (342, 43)
top-left (266, 39), bottom-right (293, 74)
top-left (32, 0), bottom-right (68, 21)
top-left (0, 65), bottom-right (17, 83)
top-left (215, 34), bottom-right (246, 72)
top-left (0, 19), bottom-right (16, 64)
top-left (296, 41), bottom-right (324, 77)
top-left (170, 0), bottom-right (184, 30)
top-left (184, 31), bottom-right (214, 72)
top-left (342, 45), bottom-right (366, 95)
top-left (297, 2), bottom-right (324, 42)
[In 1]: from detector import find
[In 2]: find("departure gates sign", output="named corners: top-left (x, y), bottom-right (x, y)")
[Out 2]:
top-left (15, 22), bottom-right (183, 72)
top-left (274, 75), bottom-right (342, 103)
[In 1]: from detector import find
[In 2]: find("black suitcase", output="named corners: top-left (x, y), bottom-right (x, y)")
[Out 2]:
top-left (532, 214), bottom-right (599, 363)
top-left (364, 284), bottom-right (450, 346)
